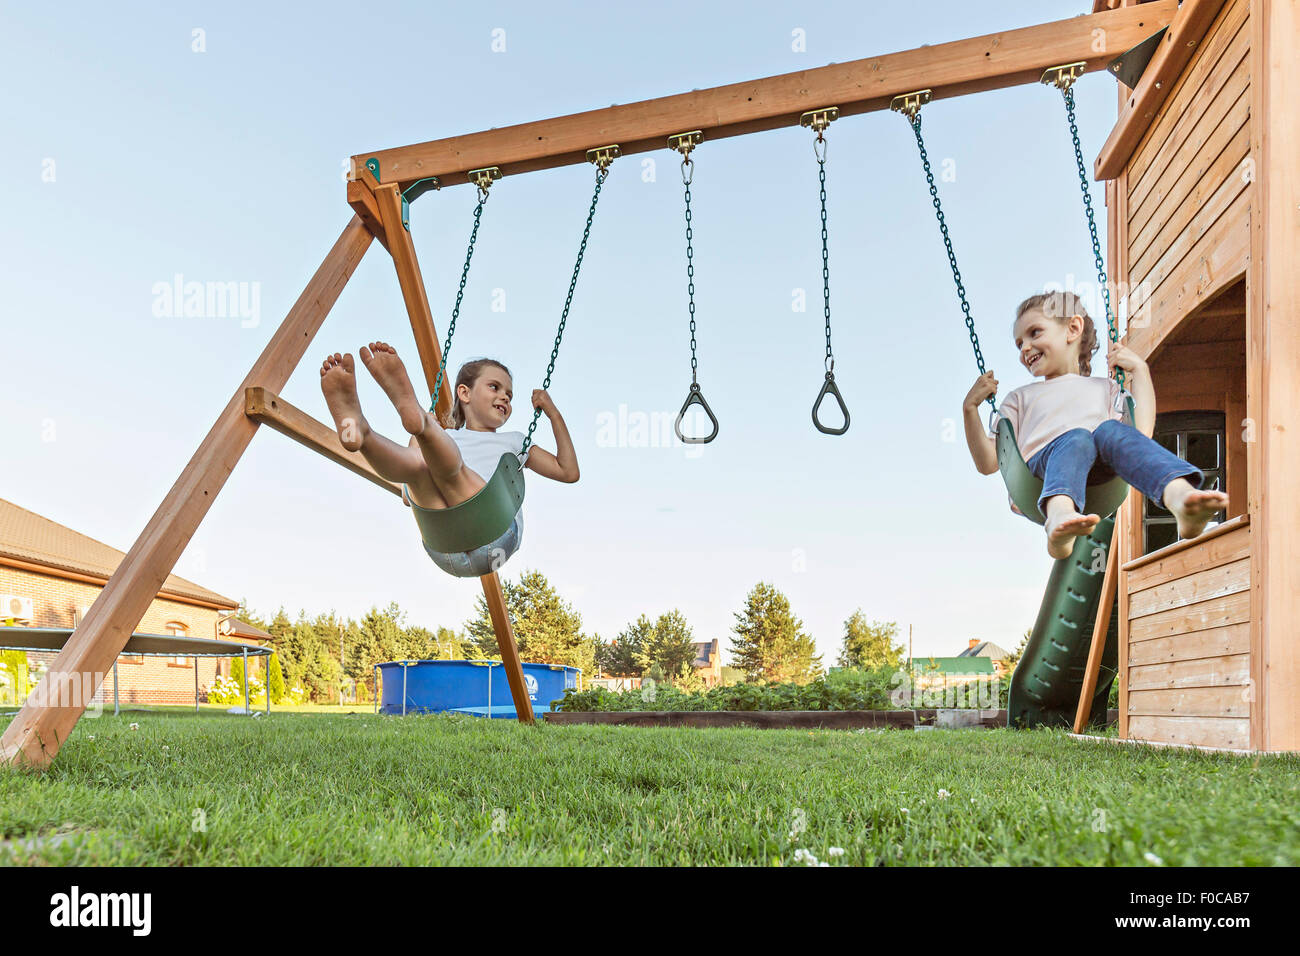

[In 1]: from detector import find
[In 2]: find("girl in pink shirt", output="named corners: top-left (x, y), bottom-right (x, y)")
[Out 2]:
top-left (963, 291), bottom-right (1228, 559)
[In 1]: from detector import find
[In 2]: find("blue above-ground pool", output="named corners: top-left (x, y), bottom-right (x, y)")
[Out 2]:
top-left (377, 660), bottom-right (581, 718)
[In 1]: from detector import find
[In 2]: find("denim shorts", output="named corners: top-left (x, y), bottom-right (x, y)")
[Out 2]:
top-left (422, 515), bottom-right (522, 578)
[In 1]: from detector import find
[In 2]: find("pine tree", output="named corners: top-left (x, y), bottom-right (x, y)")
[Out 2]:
top-left (465, 569), bottom-right (597, 676)
top-left (837, 611), bottom-right (905, 670)
top-left (729, 582), bottom-right (823, 684)
top-left (637, 610), bottom-right (699, 682)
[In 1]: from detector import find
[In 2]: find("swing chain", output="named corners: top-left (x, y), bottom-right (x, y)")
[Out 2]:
top-left (430, 186), bottom-right (493, 414)
top-left (817, 146), bottom-right (834, 373)
top-left (520, 163), bottom-right (611, 462)
top-left (681, 154), bottom-right (698, 384)
top-left (906, 111), bottom-right (994, 413)
top-left (1061, 86), bottom-right (1125, 389)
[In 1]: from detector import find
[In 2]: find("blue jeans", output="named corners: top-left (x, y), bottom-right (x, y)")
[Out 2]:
top-left (1025, 419), bottom-right (1203, 517)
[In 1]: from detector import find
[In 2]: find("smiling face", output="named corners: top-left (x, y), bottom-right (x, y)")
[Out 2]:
top-left (1013, 307), bottom-right (1084, 379)
top-left (456, 364), bottom-right (513, 430)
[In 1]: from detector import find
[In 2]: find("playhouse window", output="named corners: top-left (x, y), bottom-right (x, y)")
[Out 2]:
top-left (1143, 411), bottom-right (1227, 554)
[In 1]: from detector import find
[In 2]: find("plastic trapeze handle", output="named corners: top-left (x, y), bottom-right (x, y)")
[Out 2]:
top-left (674, 383), bottom-right (719, 444)
top-left (811, 371), bottom-right (850, 435)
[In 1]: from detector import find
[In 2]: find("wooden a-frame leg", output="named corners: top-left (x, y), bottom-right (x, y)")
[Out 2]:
top-left (1, 217), bottom-right (374, 770)
top-left (373, 182), bottom-right (534, 725)
top-left (1074, 533), bottom-right (1120, 733)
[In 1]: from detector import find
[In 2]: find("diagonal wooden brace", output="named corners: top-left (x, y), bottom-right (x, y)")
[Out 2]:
top-left (1, 217), bottom-right (375, 769)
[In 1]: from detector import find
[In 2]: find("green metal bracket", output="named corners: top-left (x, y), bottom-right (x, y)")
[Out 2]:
top-left (400, 177), bottom-right (441, 230)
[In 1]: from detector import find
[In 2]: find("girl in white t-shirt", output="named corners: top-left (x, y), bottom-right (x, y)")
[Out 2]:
top-left (962, 291), bottom-right (1228, 559)
top-left (319, 343), bottom-right (579, 575)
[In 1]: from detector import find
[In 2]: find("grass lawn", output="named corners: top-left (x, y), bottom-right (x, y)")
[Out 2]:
top-left (1, 710), bottom-right (1296, 866)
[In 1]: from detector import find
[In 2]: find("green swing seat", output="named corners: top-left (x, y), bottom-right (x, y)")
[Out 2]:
top-left (410, 452), bottom-right (526, 555)
top-left (995, 396), bottom-right (1136, 526)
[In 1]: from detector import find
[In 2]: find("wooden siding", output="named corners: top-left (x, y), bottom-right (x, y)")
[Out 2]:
top-left (1123, 0), bottom-right (1251, 358)
top-left (1122, 519), bottom-right (1252, 747)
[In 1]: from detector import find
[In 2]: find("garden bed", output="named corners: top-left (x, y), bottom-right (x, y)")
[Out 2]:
top-left (543, 709), bottom-right (1120, 729)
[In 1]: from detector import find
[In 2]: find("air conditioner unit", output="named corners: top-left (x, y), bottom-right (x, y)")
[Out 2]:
top-left (1, 595), bottom-right (34, 623)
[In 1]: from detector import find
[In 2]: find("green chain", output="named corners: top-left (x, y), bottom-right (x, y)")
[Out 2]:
top-left (519, 165), bottom-right (610, 461)
top-left (907, 112), bottom-right (994, 413)
top-left (430, 187), bottom-right (491, 413)
top-left (683, 158), bottom-right (699, 383)
top-left (817, 154), bottom-right (834, 372)
top-left (1062, 87), bottom-right (1125, 390)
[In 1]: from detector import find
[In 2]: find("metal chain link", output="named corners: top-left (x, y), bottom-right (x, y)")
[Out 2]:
top-left (817, 151), bottom-right (834, 373)
top-left (908, 112), bottom-right (994, 412)
top-left (519, 165), bottom-right (610, 461)
top-left (1063, 87), bottom-right (1125, 390)
top-left (683, 158), bottom-right (698, 384)
top-left (429, 187), bottom-right (491, 413)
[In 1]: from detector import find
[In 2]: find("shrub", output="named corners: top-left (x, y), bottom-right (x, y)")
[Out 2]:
top-left (558, 666), bottom-right (906, 713)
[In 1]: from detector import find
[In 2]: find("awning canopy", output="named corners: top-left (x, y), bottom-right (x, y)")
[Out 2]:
top-left (0, 627), bottom-right (272, 658)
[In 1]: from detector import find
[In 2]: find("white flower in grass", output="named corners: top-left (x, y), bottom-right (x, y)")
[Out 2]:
top-left (793, 848), bottom-right (821, 866)
top-left (87, 735), bottom-right (95, 741)
top-left (937, 789), bottom-right (950, 800)
top-left (129, 723), bottom-right (139, 731)
top-left (161, 745), bottom-right (169, 752)
top-left (828, 847), bottom-right (845, 857)
top-left (900, 807), bottom-right (909, 815)
top-left (1144, 851), bottom-right (1165, 866)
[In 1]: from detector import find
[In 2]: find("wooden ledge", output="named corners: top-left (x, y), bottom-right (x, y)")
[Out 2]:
top-left (1121, 513), bottom-right (1249, 573)
top-left (1095, 0), bottom-right (1228, 180)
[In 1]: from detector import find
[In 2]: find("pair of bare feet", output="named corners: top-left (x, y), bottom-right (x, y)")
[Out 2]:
top-left (1044, 480), bottom-right (1230, 559)
top-left (319, 341), bottom-right (427, 451)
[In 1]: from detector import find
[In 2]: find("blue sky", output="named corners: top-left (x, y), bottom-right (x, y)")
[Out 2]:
top-left (1, 1), bottom-right (1127, 665)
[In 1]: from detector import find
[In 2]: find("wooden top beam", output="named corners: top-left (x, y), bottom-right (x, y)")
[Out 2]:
top-left (350, 1), bottom-right (1176, 191)
top-left (1095, 0), bottom-right (1228, 180)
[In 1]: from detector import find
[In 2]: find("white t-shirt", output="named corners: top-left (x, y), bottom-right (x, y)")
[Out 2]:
top-left (449, 427), bottom-right (528, 482)
top-left (989, 373), bottom-right (1125, 462)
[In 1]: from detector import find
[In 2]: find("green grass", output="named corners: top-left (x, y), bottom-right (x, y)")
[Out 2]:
top-left (0, 711), bottom-right (1296, 865)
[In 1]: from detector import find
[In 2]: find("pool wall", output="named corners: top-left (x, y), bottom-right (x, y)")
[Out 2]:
top-left (377, 659), bottom-right (580, 718)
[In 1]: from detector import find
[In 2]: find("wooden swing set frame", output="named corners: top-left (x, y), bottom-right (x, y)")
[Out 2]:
top-left (1, 2), bottom-right (1181, 769)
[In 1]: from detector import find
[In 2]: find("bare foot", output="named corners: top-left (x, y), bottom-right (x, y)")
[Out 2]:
top-left (360, 341), bottom-right (427, 436)
top-left (1169, 488), bottom-right (1229, 540)
top-left (1045, 511), bottom-right (1100, 560)
top-left (320, 353), bottom-right (370, 451)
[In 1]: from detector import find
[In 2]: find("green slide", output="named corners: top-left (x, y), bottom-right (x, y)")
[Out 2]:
top-left (1007, 516), bottom-right (1120, 730)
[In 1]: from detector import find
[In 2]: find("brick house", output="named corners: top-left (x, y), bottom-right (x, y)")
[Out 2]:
top-left (691, 639), bottom-right (721, 688)
top-left (0, 497), bottom-right (252, 706)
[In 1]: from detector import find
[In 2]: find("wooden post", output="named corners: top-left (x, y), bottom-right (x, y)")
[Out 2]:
top-left (0, 217), bottom-right (374, 769)
top-left (373, 186), bottom-right (535, 725)
top-left (372, 183), bottom-right (454, 421)
top-left (482, 572), bottom-right (535, 723)
top-left (1074, 535), bottom-right (1120, 732)
top-left (1249, 0), bottom-right (1300, 751)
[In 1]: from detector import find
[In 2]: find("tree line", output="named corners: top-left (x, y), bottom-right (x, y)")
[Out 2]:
top-left (239, 569), bottom-right (911, 702)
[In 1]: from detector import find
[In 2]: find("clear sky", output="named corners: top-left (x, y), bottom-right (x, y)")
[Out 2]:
top-left (1, 1), bottom-right (1127, 665)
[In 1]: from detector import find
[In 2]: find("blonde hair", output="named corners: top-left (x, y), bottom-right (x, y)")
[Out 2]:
top-left (1015, 291), bottom-right (1098, 376)
top-left (447, 358), bottom-right (512, 429)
